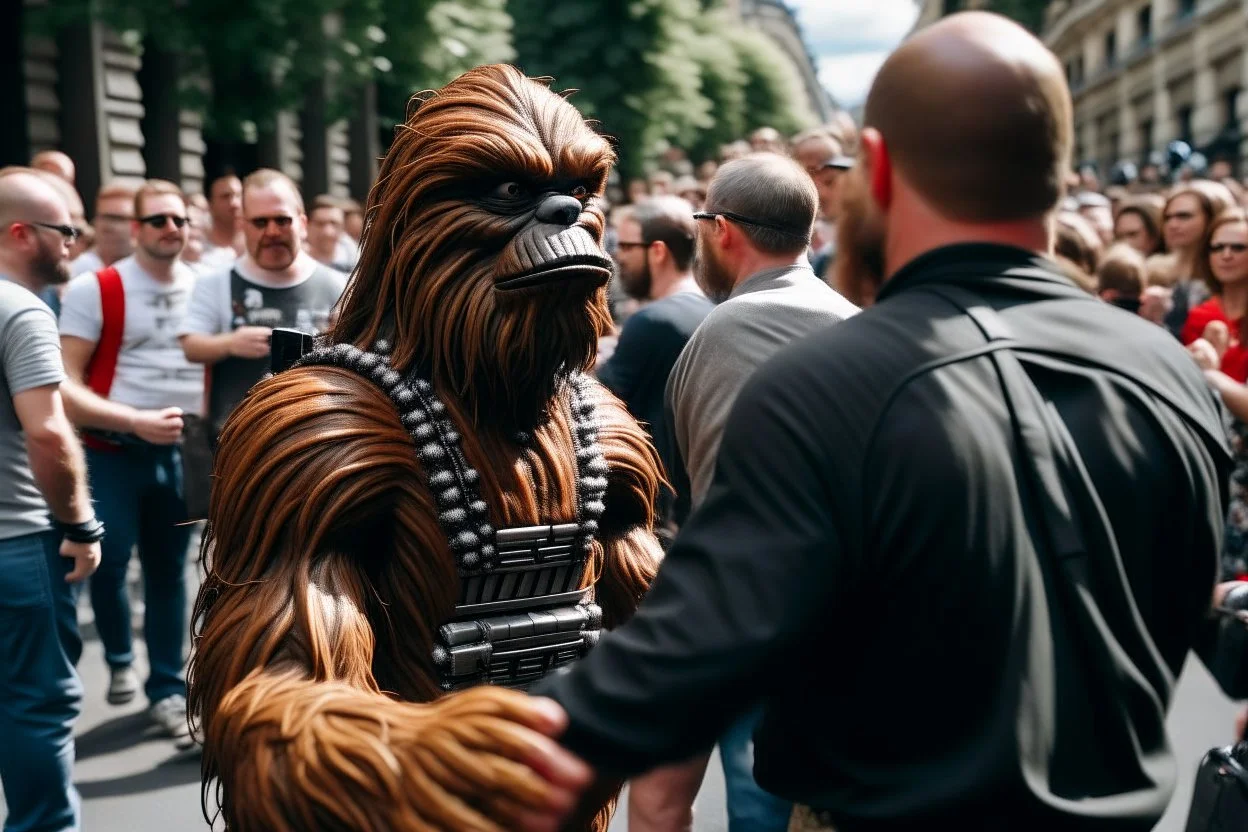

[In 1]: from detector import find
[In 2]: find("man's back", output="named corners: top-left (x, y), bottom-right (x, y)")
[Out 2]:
top-left (731, 245), bottom-right (1228, 828)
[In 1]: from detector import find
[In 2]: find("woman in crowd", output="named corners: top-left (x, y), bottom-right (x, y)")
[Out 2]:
top-left (1162, 181), bottom-right (1236, 335)
top-left (1113, 197), bottom-right (1164, 256)
top-left (1186, 208), bottom-right (1248, 581)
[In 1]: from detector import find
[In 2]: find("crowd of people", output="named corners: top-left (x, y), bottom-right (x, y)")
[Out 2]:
top-left (3, 8), bottom-right (1248, 831)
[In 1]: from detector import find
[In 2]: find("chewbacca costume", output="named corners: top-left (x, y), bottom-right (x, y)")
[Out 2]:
top-left (188, 65), bottom-right (664, 831)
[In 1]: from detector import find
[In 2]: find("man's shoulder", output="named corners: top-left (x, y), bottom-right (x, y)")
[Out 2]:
top-left (625, 292), bottom-right (712, 333)
top-left (0, 279), bottom-right (50, 316)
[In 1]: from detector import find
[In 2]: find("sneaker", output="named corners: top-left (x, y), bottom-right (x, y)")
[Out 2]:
top-left (107, 666), bottom-right (139, 705)
top-left (149, 694), bottom-right (195, 751)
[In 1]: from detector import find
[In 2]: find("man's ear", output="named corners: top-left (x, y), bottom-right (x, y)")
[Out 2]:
top-left (861, 128), bottom-right (892, 212)
top-left (715, 215), bottom-right (735, 250)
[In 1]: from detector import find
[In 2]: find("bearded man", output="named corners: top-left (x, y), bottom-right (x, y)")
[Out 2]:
top-left (188, 65), bottom-right (662, 831)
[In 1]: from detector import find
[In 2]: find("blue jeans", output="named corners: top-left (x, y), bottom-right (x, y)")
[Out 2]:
top-left (0, 530), bottom-right (83, 832)
top-left (85, 444), bottom-right (190, 703)
top-left (719, 708), bottom-right (793, 832)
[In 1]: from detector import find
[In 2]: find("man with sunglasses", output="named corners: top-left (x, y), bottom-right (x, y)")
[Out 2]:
top-left (179, 168), bottom-right (346, 440)
top-left (791, 129), bottom-right (853, 281)
top-left (0, 168), bottom-right (100, 832)
top-left (57, 179), bottom-right (202, 750)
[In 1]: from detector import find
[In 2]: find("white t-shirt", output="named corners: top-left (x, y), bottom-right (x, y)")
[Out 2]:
top-left (59, 255), bottom-right (204, 414)
top-left (69, 249), bottom-right (104, 277)
top-left (198, 242), bottom-right (238, 273)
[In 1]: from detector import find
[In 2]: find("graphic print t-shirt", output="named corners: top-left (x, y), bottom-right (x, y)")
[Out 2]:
top-left (179, 254), bottom-right (347, 433)
top-left (60, 256), bottom-right (204, 414)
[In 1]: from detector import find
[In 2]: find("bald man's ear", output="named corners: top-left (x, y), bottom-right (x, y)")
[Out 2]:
top-left (861, 128), bottom-right (892, 211)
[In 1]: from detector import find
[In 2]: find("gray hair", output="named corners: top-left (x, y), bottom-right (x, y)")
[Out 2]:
top-left (632, 195), bottom-right (697, 270)
top-left (704, 154), bottom-right (817, 255)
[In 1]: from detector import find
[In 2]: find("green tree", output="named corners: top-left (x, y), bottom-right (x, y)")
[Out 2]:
top-left (984, 0), bottom-right (1051, 33)
top-left (682, 13), bottom-right (747, 164)
top-left (508, 0), bottom-right (711, 180)
top-left (726, 26), bottom-right (817, 138)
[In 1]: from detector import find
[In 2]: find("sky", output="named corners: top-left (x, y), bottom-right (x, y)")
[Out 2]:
top-left (786, 0), bottom-right (921, 109)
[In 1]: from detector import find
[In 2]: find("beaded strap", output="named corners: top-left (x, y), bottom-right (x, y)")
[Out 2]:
top-left (293, 340), bottom-right (607, 571)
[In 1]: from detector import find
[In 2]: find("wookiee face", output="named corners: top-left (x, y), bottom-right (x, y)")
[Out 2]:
top-left (332, 65), bottom-right (616, 431)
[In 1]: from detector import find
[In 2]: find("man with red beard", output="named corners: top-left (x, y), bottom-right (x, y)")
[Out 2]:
top-left (531, 12), bottom-right (1240, 832)
top-left (179, 169), bottom-right (346, 439)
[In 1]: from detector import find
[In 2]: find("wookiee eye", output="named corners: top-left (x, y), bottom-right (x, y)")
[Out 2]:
top-left (492, 182), bottom-right (528, 200)
top-left (570, 184), bottom-right (589, 199)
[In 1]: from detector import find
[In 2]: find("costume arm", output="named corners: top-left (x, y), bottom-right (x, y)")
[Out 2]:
top-left (190, 366), bottom-right (578, 831)
top-left (584, 380), bottom-right (665, 629)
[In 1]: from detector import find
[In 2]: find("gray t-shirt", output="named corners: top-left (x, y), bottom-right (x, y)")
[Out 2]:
top-left (664, 264), bottom-right (859, 507)
top-left (0, 279), bottom-right (67, 541)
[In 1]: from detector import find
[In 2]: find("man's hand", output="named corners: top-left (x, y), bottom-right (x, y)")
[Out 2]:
top-left (1138, 285), bottom-right (1173, 325)
top-left (131, 407), bottom-right (184, 444)
top-left (229, 326), bottom-right (273, 359)
top-left (61, 538), bottom-right (101, 582)
top-left (1189, 338), bottom-right (1221, 372)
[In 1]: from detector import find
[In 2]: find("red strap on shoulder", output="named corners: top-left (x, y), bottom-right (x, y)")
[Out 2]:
top-left (84, 266), bottom-right (125, 397)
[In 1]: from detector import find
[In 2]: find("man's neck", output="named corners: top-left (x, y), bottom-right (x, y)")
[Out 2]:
top-left (648, 269), bottom-right (698, 301)
top-left (0, 256), bottom-right (43, 295)
top-left (240, 251), bottom-right (309, 284)
top-left (134, 249), bottom-right (177, 282)
top-left (731, 252), bottom-right (807, 290)
top-left (309, 245), bottom-right (337, 267)
top-left (883, 199), bottom-right (1048, 280)
top-left (208, 222), bottom-right (237, 249)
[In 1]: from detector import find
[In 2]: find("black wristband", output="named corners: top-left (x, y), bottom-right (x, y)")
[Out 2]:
top-left (56, 516), bottom-right (105, 544)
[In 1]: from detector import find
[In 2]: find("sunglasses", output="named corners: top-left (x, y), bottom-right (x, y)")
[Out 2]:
top-left (24, 221), bottom-right (81, 242)
top-left (139, 213), bottom-right (190, 229)
top-left (693, 210), bottom-right (809, 241)
top-left (248, 216), bottom-right (295, 231)
top-left (1210, 243), bottom-right (1248, 255)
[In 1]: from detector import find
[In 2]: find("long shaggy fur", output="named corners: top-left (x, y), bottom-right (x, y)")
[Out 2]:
top-left (189, 65), bottom-right (664, 832)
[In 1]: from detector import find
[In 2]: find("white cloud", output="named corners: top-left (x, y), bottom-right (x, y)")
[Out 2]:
top-left (787, 0), bottom-right (919, 53)
top-left (786, 0), bottom-right (919, 108)
top-left (817, 52), bottom-right (892, 108)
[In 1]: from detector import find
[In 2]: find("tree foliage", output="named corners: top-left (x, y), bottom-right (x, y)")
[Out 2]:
top-left (984, 0), bottom-right (1051, 33)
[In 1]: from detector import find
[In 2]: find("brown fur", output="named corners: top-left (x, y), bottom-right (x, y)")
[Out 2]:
top-left (189, 65), bottom-right (664, 831)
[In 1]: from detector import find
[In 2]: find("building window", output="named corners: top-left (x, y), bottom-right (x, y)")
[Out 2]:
top-left (1137, 6), bottom-right (1151, 45)
top-left (1227, 88), bottom-right (1241, 130)
top-left (942, 0), bottom-right (962, 15)
top-left (1178, 0), bottom-right (1196, 19)
top-left (1140, 118), bottom-right (1153, 155)
top-left (1104, 31), bottom-right (1117, 67)
top-left (1178, 105), bottom-right (1194, 143)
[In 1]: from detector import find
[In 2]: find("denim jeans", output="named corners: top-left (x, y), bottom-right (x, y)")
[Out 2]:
top-left (719, 708), bottom-right (793, 832)
top-left (85, 444), bottom-right (190, 703)
top-left (0, 530), bottom-right (83, 832)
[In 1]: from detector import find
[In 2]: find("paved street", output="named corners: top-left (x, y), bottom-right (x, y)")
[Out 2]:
top-left (0, 537), bottom-right (1238, 831)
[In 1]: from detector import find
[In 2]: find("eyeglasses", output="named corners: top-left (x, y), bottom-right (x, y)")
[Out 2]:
top-left (693, 210), bottom-right (809, 241)
top-left (248, 216), bottom-right (295, 231)
top-left (615, 241), bottom-right (650, 250)
top-left (96, 212), bottom-right (133, 224)
top-left (139, 213), bottom-right (190, 229)
top-left (1165, 211), bottom-right (1197, 222)
top-left (23, 221), bottom-right (81, 242)
top-left (1210, 243), bottom-right (1248, 255)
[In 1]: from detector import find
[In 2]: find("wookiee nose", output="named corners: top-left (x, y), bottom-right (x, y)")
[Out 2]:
top-left (535, 194), bottom-right (583, 226)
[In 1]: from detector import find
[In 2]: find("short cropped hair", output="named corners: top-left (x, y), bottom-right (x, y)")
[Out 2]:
top-left (96, 182), bottom-right (137, 205)
top-left (242, 168), bottom-right (304, 213)
top-left (133, 179), bottom-right (186, 218)
top-left (632, 195), bottom-right (696, 271)
top-left (704, 154), bottom-right (818, 255)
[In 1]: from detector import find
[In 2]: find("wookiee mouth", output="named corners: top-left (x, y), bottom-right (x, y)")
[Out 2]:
top-left (494, 254), bottom-right (614, 292)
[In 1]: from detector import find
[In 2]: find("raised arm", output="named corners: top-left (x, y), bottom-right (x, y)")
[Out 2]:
top-left (190, 365), bottom-right (587, 831)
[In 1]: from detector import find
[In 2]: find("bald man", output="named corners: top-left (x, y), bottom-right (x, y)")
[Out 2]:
top-left (528, 12), bottom-right (1235, 832)
top-left (0, 169), bottom-right (100, 832)
top-left (31, 150), bottom-right (76, 185)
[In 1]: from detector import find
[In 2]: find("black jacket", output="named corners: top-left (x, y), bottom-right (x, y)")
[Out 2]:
top-left (536, 244), bottom-right (1232, 831)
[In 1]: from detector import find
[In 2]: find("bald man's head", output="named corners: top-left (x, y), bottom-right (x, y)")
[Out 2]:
top-left (864, 12), bottom-right (1072, 221)
top-left (0, 169), bottom-right (75, 286)
top-left (31, 150), bottom-right (76, 184)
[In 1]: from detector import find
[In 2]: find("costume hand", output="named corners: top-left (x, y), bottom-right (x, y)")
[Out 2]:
top-left (230, 326), bottom-right (273, 359)
top-left (132, 407), bottom-right (184, 444)
top-left (1137, 286), bottom-right (1172, 325)
top-left (403, 688), bottom-right (592, 832)
top-left (1188, 339), bottom-right (1220, 372)
top-left (60, 538), bottom-right (101, 582)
